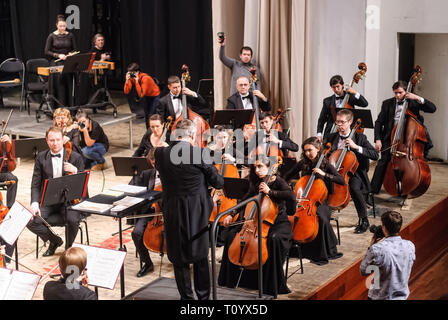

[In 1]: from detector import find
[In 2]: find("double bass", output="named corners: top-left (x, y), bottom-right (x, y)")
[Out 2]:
top-left (383, 66), bottom-right (430, 198)
top-left (228, 159), bottom-right (282, 270)
top-left (327, 120), bottom-right (362, 210)
top-left (242, 66), bottom-right (261, 141)
top-left (288, 143), bottom-right (331, 243)
top-left (329, 63), bottom-right (367, 135)
top-left (0, 110), bottom-right (17, 173)
top-left (171, 65), bottom-right (210, 148)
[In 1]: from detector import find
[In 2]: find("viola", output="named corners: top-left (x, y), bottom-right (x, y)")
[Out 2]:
top-left (327, 120), bottom-right (361, 210)
top-left (288, 143), bottom-right (331, 243)
top-left (143, 184), bottom-right (167, 254)
top-left (171, 65), bottom-right (210, 148)
top-left (227, 159), bottom-right (282, 270)
top-left (329, 63), bottom-right (367, 135)
top-left (0, 110), bottom-right (17, 173)
top-left (383, 66), bottom-right (430, 198)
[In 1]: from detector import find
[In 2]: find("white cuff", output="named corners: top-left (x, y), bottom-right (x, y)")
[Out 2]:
top-left (317, 133), bottom-right (322, 137)
top-left (355, 92), bottom-right (361, 100)
top-left (31, 202), bottom-right (39, 210)
top-left (358, 146), bottom-right (363, 154)
top-left (419, 97), bottom-right (425, 104)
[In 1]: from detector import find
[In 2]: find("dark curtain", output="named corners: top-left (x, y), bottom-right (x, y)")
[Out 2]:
top-left (120, 0), bottom-right (213, 92)
top-left (0, 0), bottom-right (14, 65)
top-left (9, 0), bottom-right (94, 63)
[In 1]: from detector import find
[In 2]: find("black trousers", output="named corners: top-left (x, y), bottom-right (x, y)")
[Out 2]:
top-left (173, 258), bottom-right (210, 300)
top-left (26, 204), bottom-right (81, 247)
top-left (371, 149), bottom-right (391, 194)
top-left (0, 172), bottom-right (18, 208)
top-left (349, 174), bottom-right (368, 220)
top-left (131, 217), bottom-right (153, 265)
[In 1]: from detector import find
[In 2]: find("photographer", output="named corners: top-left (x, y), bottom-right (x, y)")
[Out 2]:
top-left (74, 109), bottom-right (109, 171)
top-left (360, 211), bottom-right (415, 300)
top-left (124, 62), bottom-right (160, 129)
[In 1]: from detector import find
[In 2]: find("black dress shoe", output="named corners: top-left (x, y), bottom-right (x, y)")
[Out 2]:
top-left (355, 220), bottom-right (370, 234)
top-left (43, 237), bottom-right (63, 257)
top-left (136, 263), bottom-right (154, 277)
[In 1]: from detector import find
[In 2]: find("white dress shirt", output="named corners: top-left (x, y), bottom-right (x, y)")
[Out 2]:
top-left (240, 94), bottom-right (253, 110)
top-left (51, 149), bottom-right (64, 178)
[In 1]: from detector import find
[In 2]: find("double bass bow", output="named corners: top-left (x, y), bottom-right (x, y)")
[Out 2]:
top-left (0, 110), bottom-right (17, 173)
top-left (171, 65), bottom-right (210, 147)
top-left (288, 143), bottom-right (331, 243)
top-left (327, 119), bottom-right (362, 210)
top-left (383, 66), bottom-right (430, 198)
top-left (227, 158), bottom-right (282, 270)
top-left (329, 63), bottom-right (367, 135)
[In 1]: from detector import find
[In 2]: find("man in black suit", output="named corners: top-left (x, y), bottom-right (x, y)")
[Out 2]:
top-left (370, 80), bottom-right (436, 197)
top-left (155, 75), bottom-right (208, 124)
top-left (155, 119), bottom-right (224, 300)
top-left (225, 76), bottom-right (271, 112)
top-left (27, 127), bottom-right (85, 257)
top-left (325, 109), bottom-right (379, 233)
top-left (317, 75), bottom-right (368, 141)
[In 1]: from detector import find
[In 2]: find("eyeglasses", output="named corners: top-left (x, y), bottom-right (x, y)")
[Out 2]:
top-left (335, 120), bottom-right (349, 125)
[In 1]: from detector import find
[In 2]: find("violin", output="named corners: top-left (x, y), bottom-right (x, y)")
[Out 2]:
top-left (288, 143), bottom-right (331, 243)
top-left (329, 63), bottom-right (367, 135)
top-left (383, 66), bottom-right (430, 198)
top-left (171, 65), bottom-right (210, 148)
top-left (327, 120), bottom-right (362, 210)
top-left (0, 110), bottom-right (17, 173)
top-left (209, 131), bottom-right (239, 224)
top-left (227, 158), bottom-right (282, 270)
top-left (242, 67), bottom-right (261, 141)
top-left (143, 184), bottom-right (167, 254)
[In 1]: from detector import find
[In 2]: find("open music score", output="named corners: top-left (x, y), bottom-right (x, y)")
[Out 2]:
top-left (0, 268), bottom-right (41, 300)
top-left (0, 202), bottom-right (33, 246)
top-left (37, 61), bottom-right (115, 76)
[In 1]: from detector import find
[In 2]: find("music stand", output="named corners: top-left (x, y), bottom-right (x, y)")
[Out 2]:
top-left (212, 110), bottom-right (254, 130)
top-left (40, 171), bottom-right (90, 249)
top-left (349, 109), bottom-right (374, 129)
top-left (112, 157), bottom-right (151, 178)
top-left (278, 157), bottom-right (298, 178)
top-left (223, 178), bottom-right (250, 200)
top-left (13, 138), bottom-right (47, 159)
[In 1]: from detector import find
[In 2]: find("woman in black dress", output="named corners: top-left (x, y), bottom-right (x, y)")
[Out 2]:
top-left (45, 15), bottom-right (77, 107)
top-left (218, 155), bottom-right (295, 297)
top-left (283, 136), bottom-right (344, 265)
top-left (133, 114), bottom-right (168, 157)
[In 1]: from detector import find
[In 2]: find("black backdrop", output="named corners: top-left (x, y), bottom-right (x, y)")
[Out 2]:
top-left (6, 0), bottom-right (213, 91)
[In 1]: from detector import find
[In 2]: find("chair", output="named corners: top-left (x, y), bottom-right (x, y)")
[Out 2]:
top-left (285, 242), bottom-right (304, 284)
top-left (0, 58), bottom-right (25, 111)
top-left (330, 213), bottom-right (341, 245)
top-left (24, 58), bottom-right (49, 115)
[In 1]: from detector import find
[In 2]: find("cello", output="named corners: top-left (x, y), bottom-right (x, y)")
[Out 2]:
top-left (327, 119), bottom-right (362, 210)
top-left (0, 110), bottom-right (17, 173)
top-left (329, 63), bottom-right (367, 135)
top-left (171, 65), bottom-right (210, 148)
top-left (288, 143), bottom-right (331, 243)
top-left (143, 183), bottom-right (167, 254)
top-left (227, 158), bottom-right (282, 270)
top-left (383, 66), bottom-right (430, 198)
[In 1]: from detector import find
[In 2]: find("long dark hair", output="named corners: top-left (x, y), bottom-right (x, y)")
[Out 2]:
top-left (299, 137), bottom-right (328, 172)
top-left (248, 154), bottom-right (275, 185)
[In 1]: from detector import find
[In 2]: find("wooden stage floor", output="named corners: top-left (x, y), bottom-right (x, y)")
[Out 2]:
top-left (1, 95), bottom-right (447, 300)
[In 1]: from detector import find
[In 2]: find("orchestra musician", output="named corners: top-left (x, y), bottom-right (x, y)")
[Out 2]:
top-left (133, 114), bottom-right (168, 158)
top-left (218, 154), bottom-right (295, 296)
top-left (26, 127), bottom-right (85, 257)
top-left (283, 137), bottom-right (344, 265)
top-left (43, 247), bottom-right (97, 300)
top-left (44, 14), bottom-right (77, 107)
top-left (155, 75), bottom-right (207, 126)
top-left (53, 107), bottom-right (82, 155)
top-left (317, 75), bottom-right (368, 141)
top-left (91, 33), bottom-right (111, 61)
top-left (207, 125), bottom-right (245, 167)
top-left (154, 119), bottom-right (224, 300)
top-left (325, 109), bottom-right (379, 234)
top-left (124, 62), bottom-right (161, 129)
top-left (225, 76), bottom-right (271, 112)
top-left (369, 81), bottom-right (436, 203)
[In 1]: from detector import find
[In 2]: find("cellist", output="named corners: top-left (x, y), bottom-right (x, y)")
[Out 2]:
top-left (218, 154), bottom-right (295, 297)
top-left (283, 137), bottom-right (344, 265)
top-left (369, 80), bottom-right (436, 202)
top-left (325, 109), bottom-right (379, 234)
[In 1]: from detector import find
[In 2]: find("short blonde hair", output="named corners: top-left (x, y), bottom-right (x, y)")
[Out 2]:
top-left (53, 108), bottom-right (73, 127)
top-left (59, 247), bottom-right (87, 279)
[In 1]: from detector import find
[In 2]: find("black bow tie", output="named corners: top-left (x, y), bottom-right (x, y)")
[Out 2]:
top-left (241, 95), bottom-right (250, 100)
top-left (173, 95), bottom-right (181, 100)
top-left (335, 96), bottom-right (344, 101)
top-left (397, 100), bottom-right (405, 106)
top-left (51, 153), bottom-right (61, 158)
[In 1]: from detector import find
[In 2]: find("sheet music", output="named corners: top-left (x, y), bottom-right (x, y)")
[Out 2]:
top-left (0, 268), bottom-right (41, 300)
top-left (71, 201), bottom-right (113, 214)
top-left (110, 184), bottom-right (147, 196)
top-left (72, 243), bottom-right (126, 290)
top-left (0, 202), bottom-right (33, 245)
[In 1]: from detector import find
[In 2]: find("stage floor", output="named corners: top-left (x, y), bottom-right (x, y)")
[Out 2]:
top-left (1, 95), bottom-right (447, 300)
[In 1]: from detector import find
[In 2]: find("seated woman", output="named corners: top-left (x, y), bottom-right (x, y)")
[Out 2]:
top-left (133, 114), bottom-right (168, 157)
top-left (43, 247), bottom-right (97, 300)
top-left (53, 107), bottom-right (82, 155)
top-left (218, 155), bottom-right (295, 297)
top-left (283, 137), bottom-right (344, 265)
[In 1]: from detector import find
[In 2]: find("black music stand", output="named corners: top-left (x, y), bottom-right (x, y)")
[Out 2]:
top-left (278, 157), bottom-right (298, 178)
top-left (350, 109), bottom-right (374, 129)
top-left (112, 157), bottom-right (151, 179)
top-left (41, 171), bottom-right (90, 249)
top-left (223, 178), bottom-right (250, 200)
top-left (212, 110), bottom-right (254, 130)
top-left (14, 138), bottom-right (47, 159)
